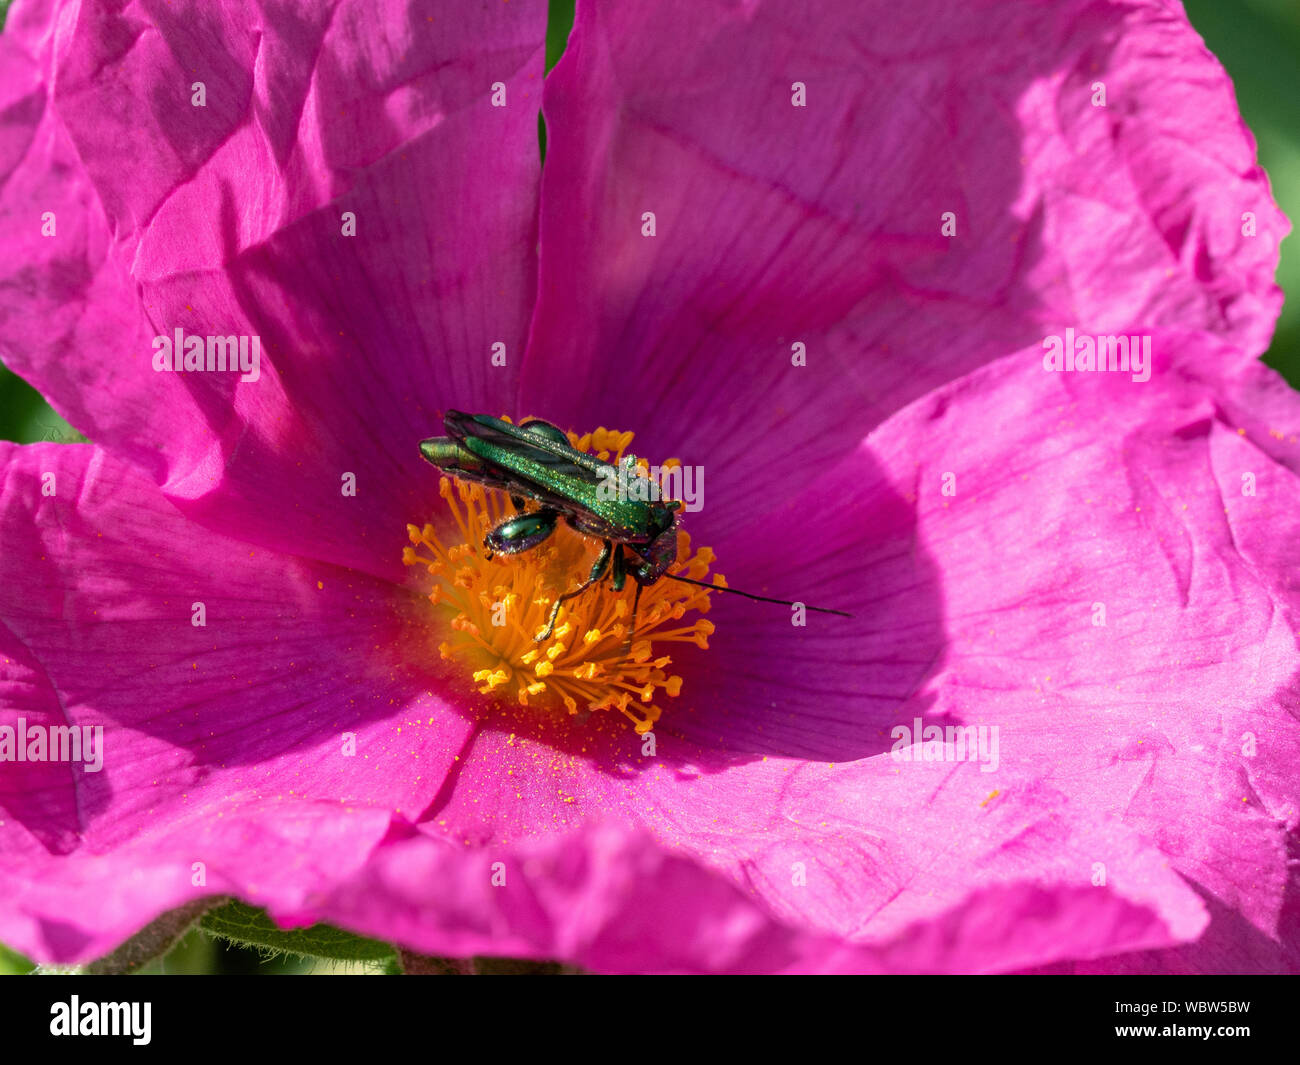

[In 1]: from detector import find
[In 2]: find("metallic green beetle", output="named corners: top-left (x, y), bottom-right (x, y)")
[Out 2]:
top-left (420, 411), bottom-right (850, 643)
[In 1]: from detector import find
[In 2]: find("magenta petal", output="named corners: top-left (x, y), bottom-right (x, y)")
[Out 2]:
top-left (395, 350), bottom-right (1298, 972)
top-left (299, 809), bottom-right (1203, 974)
top-left (523, 0), bottom-right (1286, 518)
top-left (387, 706), bottom-right (1207, 972)
top-left (860, 354), bottom-right (1300, 970)
top-left (0, 442), bottom-right (470, 962)
top-left (0, 0), bottom-right (546, 580)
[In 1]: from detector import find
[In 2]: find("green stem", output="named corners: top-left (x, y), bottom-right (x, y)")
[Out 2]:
top-left (83, 897), bottom-right (229, 975)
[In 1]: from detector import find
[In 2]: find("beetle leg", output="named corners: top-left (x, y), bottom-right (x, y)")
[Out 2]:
top-left (485, 508), bottom-right (559, 556)
top-left (611, 543), bottom-right (627, 592)
top-left (536, 539), bottom-right (613, 641)
top-left (616, 580), bottom-right (646, 663)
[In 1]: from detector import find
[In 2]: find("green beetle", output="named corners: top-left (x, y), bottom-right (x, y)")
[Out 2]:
top-left (420, 411), bottom-right (849, 643)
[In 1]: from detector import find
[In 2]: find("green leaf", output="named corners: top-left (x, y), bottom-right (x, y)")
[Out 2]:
top-left (545, 0), bottom-right (576, 74)
top-left (538, 0), bottom-right (578, 164)
top-left (199, 901), bottom-right (396, 964)
top-left (1184, 0), bottom-right (1300, 386)
top-left (0, 941), bottom-right (33, 975)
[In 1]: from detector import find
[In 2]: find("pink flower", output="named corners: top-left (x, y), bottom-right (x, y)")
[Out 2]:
top-left (0, 0), bottom-right (1294, 972)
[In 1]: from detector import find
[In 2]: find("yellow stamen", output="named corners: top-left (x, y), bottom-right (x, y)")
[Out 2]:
top-left (403, 424), bottom-right (718, 733)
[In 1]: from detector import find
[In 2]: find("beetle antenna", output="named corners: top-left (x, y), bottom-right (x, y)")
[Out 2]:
top-left (662, 573), bottom-right (852, 617)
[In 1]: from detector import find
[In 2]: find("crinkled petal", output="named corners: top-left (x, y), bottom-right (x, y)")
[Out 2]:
top-left (0, 442), bottom-right (469, 962)
top-left (296, 814), bottom-right (1203, 974)
top-left (408, 351), bottom-right (1300, 973)
top-left (0, 0), bottom-right (546, 580)
top-left (523, 0), bottom-right (1286, 518)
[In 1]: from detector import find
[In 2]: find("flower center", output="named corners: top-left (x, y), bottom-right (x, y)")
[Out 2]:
top-left (403, 425), bottom-right (717, 733)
